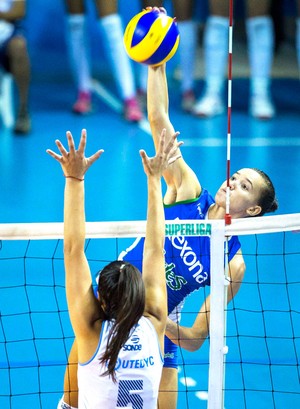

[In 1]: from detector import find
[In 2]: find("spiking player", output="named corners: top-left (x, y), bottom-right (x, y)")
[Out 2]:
top-left (57, 7), bottom-right (278, 409)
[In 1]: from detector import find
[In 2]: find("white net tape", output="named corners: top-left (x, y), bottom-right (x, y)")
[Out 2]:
top-left (0, 213), bottom-right (299, 240)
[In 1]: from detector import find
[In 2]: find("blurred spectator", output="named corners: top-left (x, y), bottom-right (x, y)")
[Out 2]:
top-left (136, 0), bottom-right (164, 105)
top-left (0, 0), bottom-right (31, 134)
top-left (137, 1), bottom-right (198, 113)
top-left (172, 0), bottom-right (198, 113)
top-left (193, 0), bottom-right (276, 120)
top-left (64, 0), bottom-right (142, 122)
top-left (296, 0), bottom-right (300, 72)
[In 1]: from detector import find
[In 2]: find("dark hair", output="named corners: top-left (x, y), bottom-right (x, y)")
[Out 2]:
top-left (97, 260), bottom-right (145, 381)
top-left (253, 168), bottom-right (278, 216)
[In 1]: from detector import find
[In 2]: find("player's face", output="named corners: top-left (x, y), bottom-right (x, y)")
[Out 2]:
top-left (215, 168), bottom-right (264, 218)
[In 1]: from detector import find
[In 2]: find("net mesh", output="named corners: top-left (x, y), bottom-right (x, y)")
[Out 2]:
top-left (223, 229), bottom-right (300, 408)
top-left (0, 215), bottom-right (299, 409)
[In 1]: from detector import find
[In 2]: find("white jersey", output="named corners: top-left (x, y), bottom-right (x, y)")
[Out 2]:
top-left (0, 0), bottom-right (15, 46)
top-left (78, 316), bottom-right (164, 409)
top-left (0, 0), bottom-right (13, 13)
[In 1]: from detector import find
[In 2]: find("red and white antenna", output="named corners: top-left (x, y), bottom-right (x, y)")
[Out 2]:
top-left (225, 0), bottom-right (234, 226)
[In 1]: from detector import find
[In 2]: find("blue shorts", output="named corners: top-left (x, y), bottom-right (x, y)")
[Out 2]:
top-left (164, 336), bottom-right (178, 369)
top-left (0, 21), bottom-right (25, 71)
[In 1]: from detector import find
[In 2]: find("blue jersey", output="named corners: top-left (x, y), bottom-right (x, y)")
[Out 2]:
top-left (120, 189), bottom-right (241, 368)
top-left (121, 189), bottom-right (241, 315)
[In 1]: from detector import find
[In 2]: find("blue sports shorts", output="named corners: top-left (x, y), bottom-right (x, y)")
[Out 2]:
top-left (0, 21), bottom-right (25, 71)
top-left (164, 336), bottom-right (178, 369)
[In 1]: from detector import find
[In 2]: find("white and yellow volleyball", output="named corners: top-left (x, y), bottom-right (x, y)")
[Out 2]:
top-left (123, 9), bottom-right (180, 67)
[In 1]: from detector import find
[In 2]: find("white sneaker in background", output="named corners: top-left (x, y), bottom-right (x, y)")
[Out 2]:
top-left (192, 94), bottom-right (225, 118)
top-left (181, 90), bottom-right (196, 113)
top-left (250, 95), bottom-right (275, 120)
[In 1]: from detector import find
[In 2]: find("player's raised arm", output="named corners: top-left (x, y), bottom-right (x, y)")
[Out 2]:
top-left (147, 63), bottom-right (201, 204)
top-left (165, 250), bottom-right (245, 352)
top-left (47, 129), bottom-right (104, 340)
top-left (141, 129), bottom-right (182, 347)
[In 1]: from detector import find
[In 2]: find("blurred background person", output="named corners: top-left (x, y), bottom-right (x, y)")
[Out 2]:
top-left (193, 0), bottom-right (276, 120)
top-left (138, 1), bottom-right (198, 113)
top-left (64, 0), bottom-right (143, 122)
top-left (136, 0), bottom-right (163, 107)
top-left (0, 0), bottom-right (31, 134)
top-left (296, 0), bottom-right (300, 73)
top-left (172, 0), bottom-right (198, 113)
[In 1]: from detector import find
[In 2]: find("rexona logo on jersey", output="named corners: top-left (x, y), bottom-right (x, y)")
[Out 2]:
top-left (123, 334), bottom-right (142, 352)
top-left (165, 222), bottom-right (211, 237)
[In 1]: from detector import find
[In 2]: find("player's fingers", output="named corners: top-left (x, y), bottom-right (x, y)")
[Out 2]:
top-left (164, 131), bottom-right (180, 153)
top-left (139, 149), bottom-right (151, 171)
top-left (54, 139), bottom-right (69, 158)
top-left (168, 153), bottom-right (182, 165)
top-left (66, 131), bottom-right (76, 153)
top-left (139, 149), bottom-right (148, 162)
top-left (88, 150), bottom-right (104, 166)
top-left (157, 129), bottom-right (167, 156)
top-left (46, 149), bottom-right (63, 162)
top-left (78, 129), bottom-right (87, 155)
top-left (165, 139), bottom-right (183, 167)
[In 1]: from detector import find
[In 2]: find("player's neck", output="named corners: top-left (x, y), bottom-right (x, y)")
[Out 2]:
top-left (208, 203), bottom-right (225, 220)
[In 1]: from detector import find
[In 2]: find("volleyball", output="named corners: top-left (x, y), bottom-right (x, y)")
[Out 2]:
top-left (123, 9), bottom-right (180, 67)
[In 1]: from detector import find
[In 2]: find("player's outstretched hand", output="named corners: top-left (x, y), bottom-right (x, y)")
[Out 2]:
top-left (145, 6), bottom-right (167, 15)
top-left (139, 128), bottom-right (182, 178)
top-left (46, 129), bottom-right (104, 181)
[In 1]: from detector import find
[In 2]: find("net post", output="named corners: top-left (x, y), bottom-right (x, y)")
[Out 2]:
top-left (207, 220), bottom-right (227, 409)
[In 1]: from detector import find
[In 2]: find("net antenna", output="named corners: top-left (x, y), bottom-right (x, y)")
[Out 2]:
top-left (224, 0), bottom-right (234, 396)
top-left (209, 1), bottom-right (234, 407)
top-left (224, 1), bottom-right (234, 407)
top-left (225, 0), bottom-right (234, 227)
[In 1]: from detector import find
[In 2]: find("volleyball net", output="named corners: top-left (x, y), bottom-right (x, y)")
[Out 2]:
top-left (0, 214), bottom-right (300, 409)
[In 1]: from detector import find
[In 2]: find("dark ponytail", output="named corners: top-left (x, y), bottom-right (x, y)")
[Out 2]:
top-left (97, 261), bottom-right (145, 382)
top-left (253, 168), bottom-right (278, 216)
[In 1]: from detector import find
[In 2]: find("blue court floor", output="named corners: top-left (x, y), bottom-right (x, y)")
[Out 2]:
top-left (0, 66), bottom-right (300, 408)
